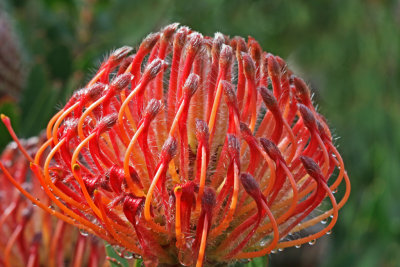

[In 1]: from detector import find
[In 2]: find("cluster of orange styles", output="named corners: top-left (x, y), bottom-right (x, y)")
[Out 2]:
top-left (0, 23), bottom-right (350, 267)
top-left (0, 137), bottom-right (105, 267)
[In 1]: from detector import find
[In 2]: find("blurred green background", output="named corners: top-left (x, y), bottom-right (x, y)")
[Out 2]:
top-left (0, 0), bottom-right (399, 266)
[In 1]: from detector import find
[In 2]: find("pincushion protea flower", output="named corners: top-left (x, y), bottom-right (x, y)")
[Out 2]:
top-left (0, 23), bottom-right (350, 266)
top-left (0, 137), bottom-right (105, 267)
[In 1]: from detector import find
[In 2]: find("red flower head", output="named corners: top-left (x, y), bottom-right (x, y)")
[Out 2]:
top-left (0, 137), bottom-right (105, 267)
top-left (0, 24), bottom-right (350, 266)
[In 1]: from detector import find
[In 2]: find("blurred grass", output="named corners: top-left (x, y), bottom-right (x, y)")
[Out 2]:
top-left (0, 0), bottom-right (399, 266)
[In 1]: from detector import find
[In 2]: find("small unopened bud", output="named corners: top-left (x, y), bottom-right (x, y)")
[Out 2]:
top-left (201, 187), bottom-right (216, 210)
top-left (259, 86), bottom-right (278, 108)
top-left (187, 32), bottom-right (203, 54)
top-left (174, 27), bottom-right (189, 48)
top-left (227, 134), bottom-right (240, 161)
top-left (161, 137), bottom-right (178, 161)
top-left (111, 46), bottom-right (133, 61)
top-left (143, 59), bottom-right (168, 81)
top-left (195, 119), bottom-right (209, 142)
top-left (300, 156), bottom-right (324, 180)
top-left (110, 73), bottom-right (132, 91)
top-left (96, 113), bottom-right (118, 134)
top-left (231, 36), bottom-right (247, 53)
top-left (86, 82), bottom-right (106, 100)
top-left (298, 104), bottom-right (317, 130)
top-left (183, 73), bottom-right (200, 97)
top-left (222, 81), bottom-right (237, 106)
top-left (240, 172), bottom-right (261, 197)
top-left (220, 44), bottom-right (233, 67)
top-left (211, 32), bottom-right (225, 58)
top-left (161, 23), bottom-right (179, 41)
top-left (239, 122), bottom-right (252, 137)
top-left (260, 138), bottom-right (284, 162)
top-left (248, 38), bottom-right (262, 62)
top-left (140, 32), bottom-right (160, 52)
top-left (242, 53), bottom-right (256, 79)
top-left (293, 77), bottom-right (311, 103)
top-left (268, 55), bottom-right (281, 77)
top-left (144, 99), bottom-right (162, 121)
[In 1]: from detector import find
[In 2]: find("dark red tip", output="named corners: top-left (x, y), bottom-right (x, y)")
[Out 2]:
top-left (239, 122), bottom-right (252, 137)
top-left (240, 172), bottom-right (261, 197)
top-left (298, 104), bottom-right (317, 130)
top-left (201, 187), bottom-right (216, 211)
top-left (220, 44), bottom-right (233, 67)
top-left (87, 83), bottom-right (106, 100)
top-left (227, 134), bottom-right (240, 161)
top-left (222, 81), bottom-right (237, 105)
top-left (174, 27), bottom-right (189, 48)
top-left (248, 38), bottom-right (262, 62)
top-left (187, 32), bottom-right (203, 54)
top-left (293, 77), bottom-right (311, 99)
top-left (195, 119), bottom-right (209, 142)
top-left (144, 99), bottom-right (162, 121)
top-left (300, 155), bottom-right (324, 180)
top-left (260, 138), bottom-right (284, 162)
top-left (96, 113), bottom-right (118, 134)
top-left (161, 23), bottom-right (179, 41)
top-left (242, 53), bottom-right (256, 79)
top-left (211, 32), bottom-right (225, 58)
top-left (267, 55), bottom-right (281, 77)
top-left (183, 73), bottom-right (200, 97)
top-left (140, 32), bottom-right (161, 52)
top-left (111, 46), bottom-right (133, 61)
top-left (110, 73), bottom-right (132, 91)
top-left (259, 86), bottom-right (278, 108)
top-left (161, 137), bottom-right (178, 160)
top-left (143, 59), bottom-right (168, 80)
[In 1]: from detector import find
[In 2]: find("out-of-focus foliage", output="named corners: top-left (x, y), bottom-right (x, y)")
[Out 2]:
top-left (0, 0), bottom-right (399, 266)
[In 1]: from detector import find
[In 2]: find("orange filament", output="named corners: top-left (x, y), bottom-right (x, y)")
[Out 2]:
top-left (196, 146), bottom-right (207, 211)
top-left (44, 138), bottom-right (87, 209)
top-left (71, 163), bottom-right (102, 219)
top-left (88, 68), bottom-right (106, 87)
top-left (276, 181), bottom-right (338, 249)
top-left (210, 162), bottom-right (239, 239)
top-left (169, 99), bottom-right (186, 137)
top-left (257, 164), bottom-right (298, 233)
top-left (52, 102), bottom-right (79, 144)
top-left (238, 147), bottom-right (276, 216)
top-left (196, 213), bottom-right (209, 267)
top-left (249, 101), bottom-right (257, 132)
top-left (280, 119), bottom-right (297, 163)
top-left (123, 124), bottom-right (146, 196)
top-left (236, 199), bottom-right (279, 259)
top-left (207, 81), bottom-right (223, 141)
top-left (315, 134), bottom-right (330, 176)
top-left (174, 186), bottom-right (183, 247)
top-left (46, 110), bottom-right (63, 139)
top-left (34, 138), bottom-right (53, 165)
top-left (118, 82), bottom-right (147, 143)
top-left (95, 192), bottom-right (141, 254)
top-left (77, 95), bottom-right (107, 140)
top-left (118, 90), bottom-right (136, 145)
top-left (0, 162), bottom-right (108, 241)
top-left (144, 163), bottom-right (168, 234)
top-left (1, 114), bottom-right (34, 162)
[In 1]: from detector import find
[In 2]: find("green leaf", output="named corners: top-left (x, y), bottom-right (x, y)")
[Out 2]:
top-left (247, 256), bottom-right (268, 267)
top-left (229, 256), bottom-right (268, 267)
top-left (105, 242), bottom-right (130, 267)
